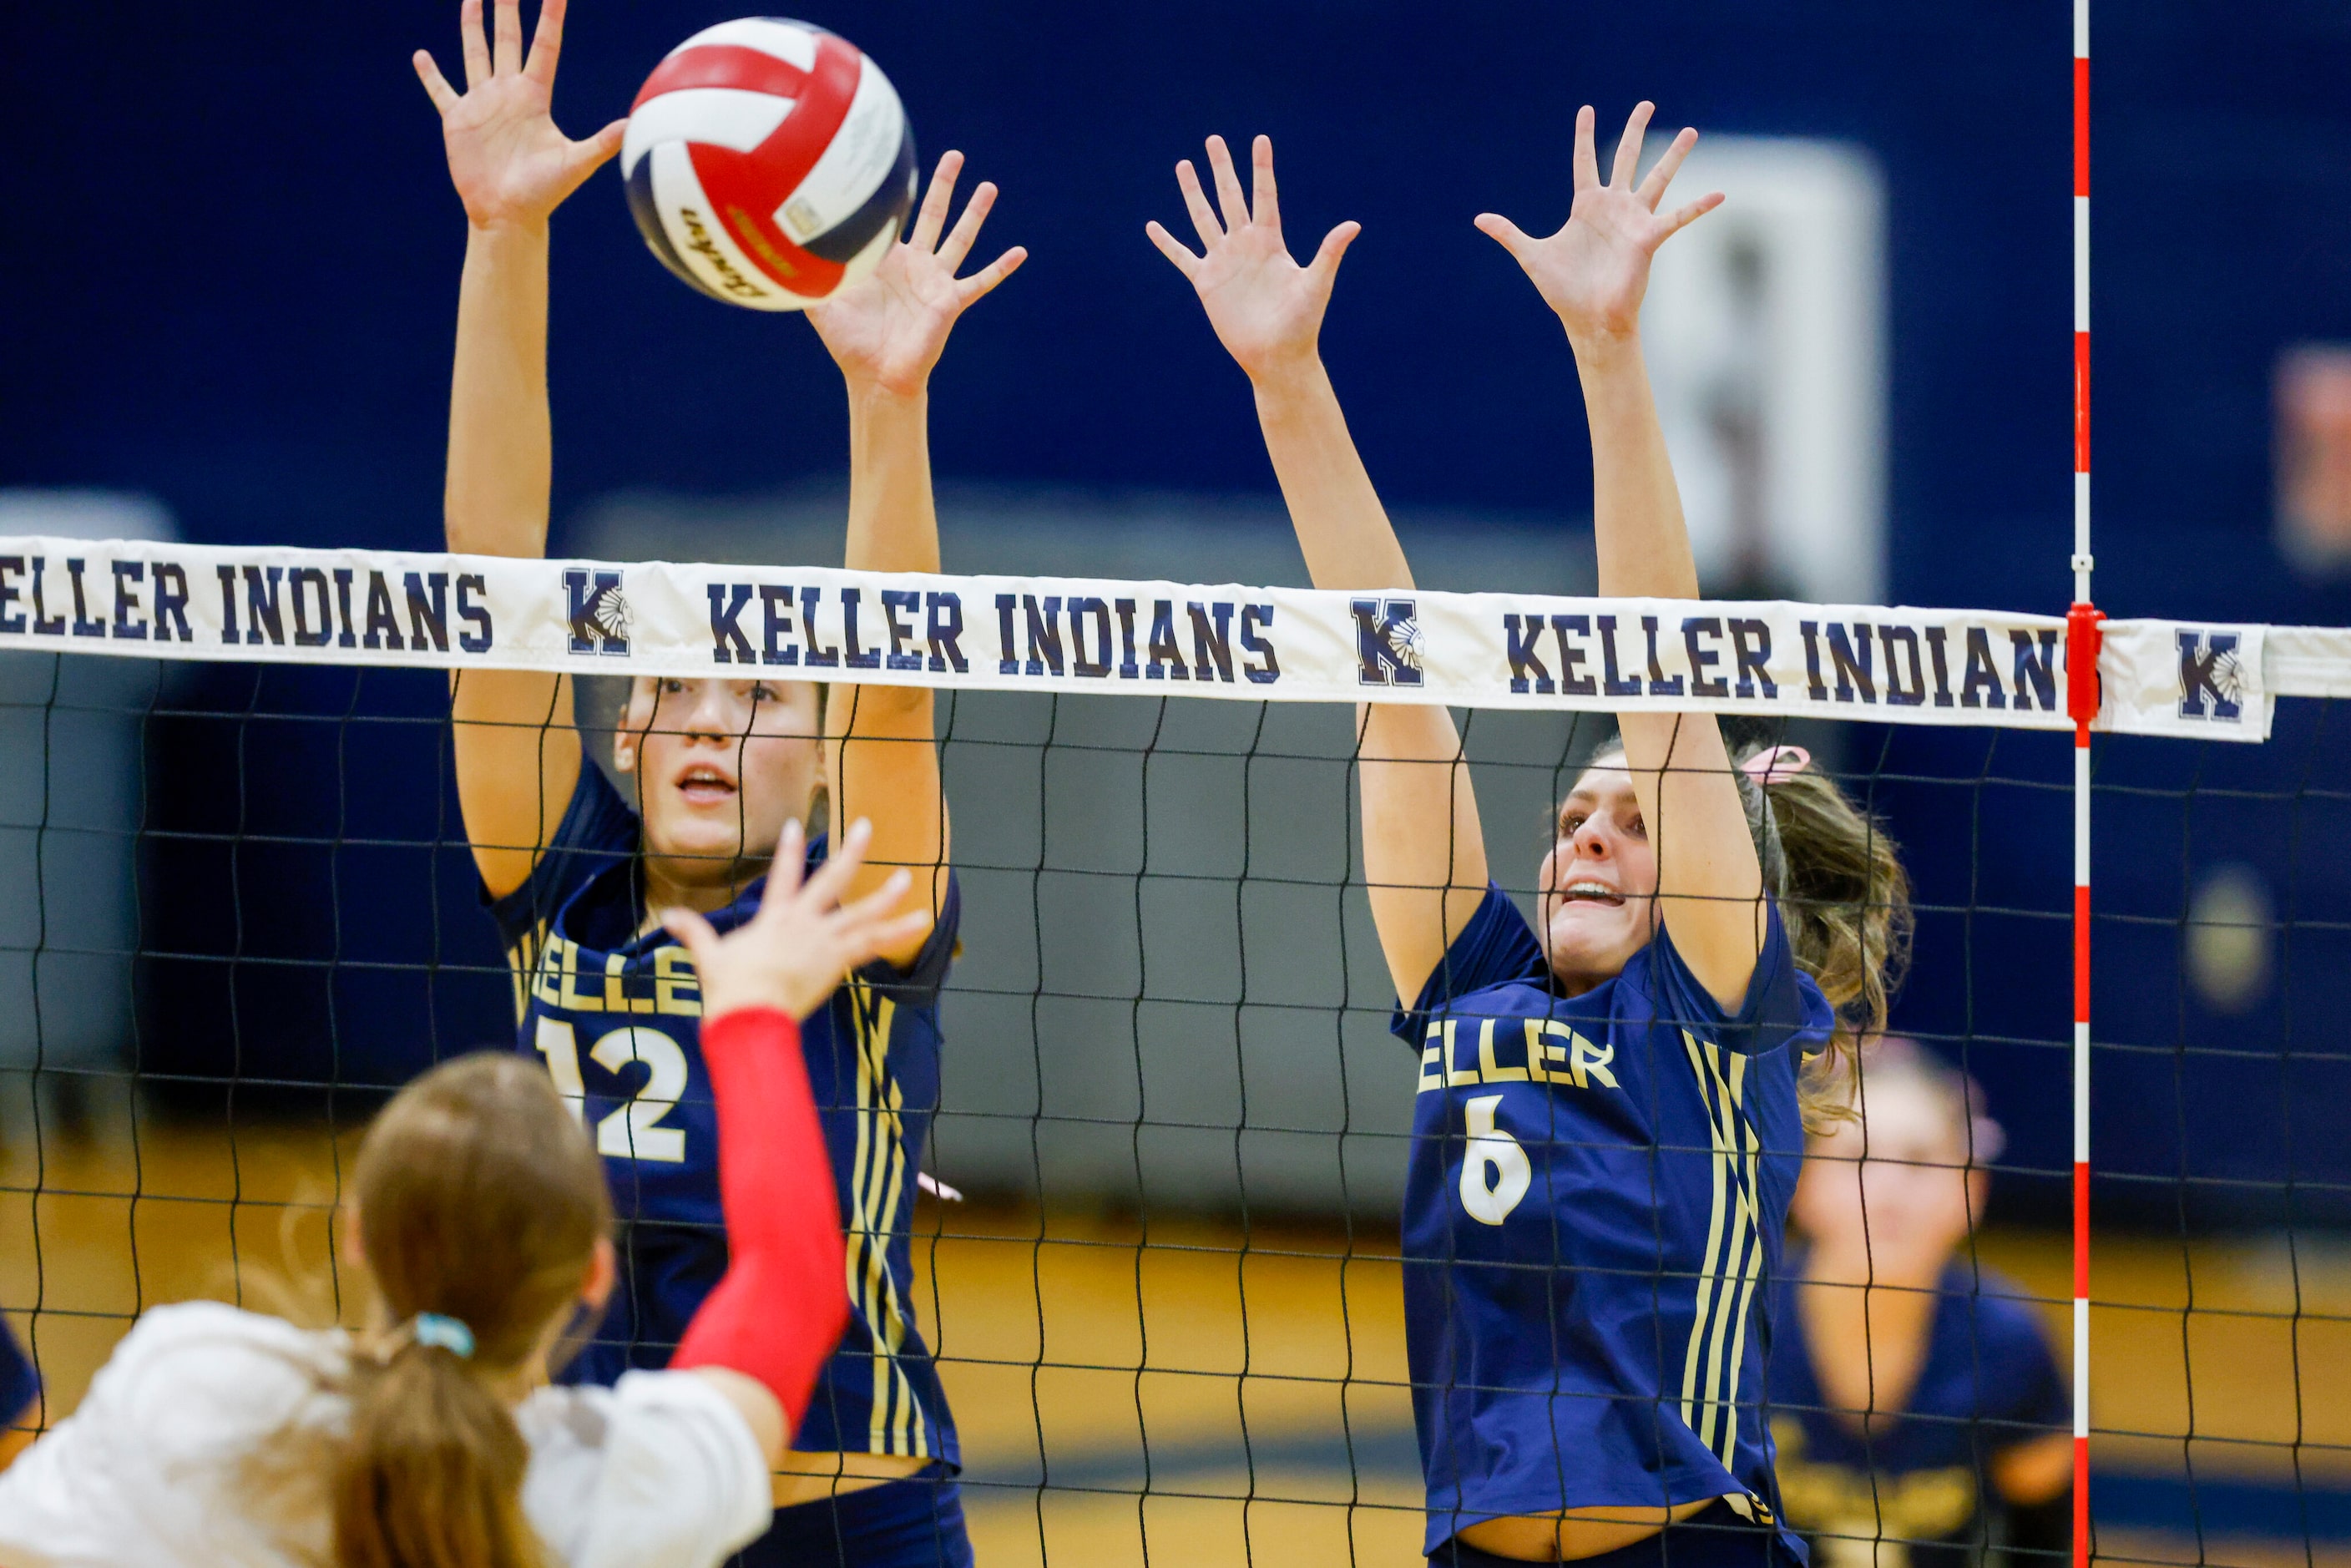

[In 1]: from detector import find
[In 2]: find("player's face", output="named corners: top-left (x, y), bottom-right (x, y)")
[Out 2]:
top-left (1792, 1078), bottom-right (1981, 1277)
top-left (619, 676), bottom-right (824, 887)
top-left (1536, 761), bottom-right (1660, 994)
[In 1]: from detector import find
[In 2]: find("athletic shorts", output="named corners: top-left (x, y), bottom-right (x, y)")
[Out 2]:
top-left (732, 1466), bottom-right (973, 1568)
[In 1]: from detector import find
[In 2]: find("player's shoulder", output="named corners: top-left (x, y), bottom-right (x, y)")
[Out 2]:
top-left (1627, 898), bottom-right (1833, 1060)
top-left (46, 1302), bottom-right (345, 1498)
top-left (103, 1300), bottom-right (343, 1404)
top-left (518, 1368), bottom-right (771, 1566)
top-left (1396, 883), bottom-right (1550, 1029)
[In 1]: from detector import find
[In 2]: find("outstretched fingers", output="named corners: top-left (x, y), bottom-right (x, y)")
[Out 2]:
top-left (1636, 126), bottom-right (1699, 212)
top-left (1175, 159), bottom-right (1222, 250)
top-left (492, 0), bottom-right (524, 77)
top-left (934, 178), bottom-right (996, 271)
top-left (956, 245), bottom-right (1028, 305)
top-left (763, 819), bottom-right (811, 903)
top-left (837, 867), bottom-right (920, 937)
top-left (1145, 220), bottom-right (1203, 279)
top-left (1610, 101), bottom-right (1654, 191)
top-left (660, 904), bottom-right (724, 973)
top-left (1657, 190), bottom-right (1725, 241)
top-left (566, 119), bottom-right (629, 182)
top-left (1303, 220), bottom-right (1361, 291)
top-left (1571, 104), bottom-right (1600, 192)
top-left (459, 0), bottom-right (491, 88)
top-left (1204, 135), bottom-right (1251, 234)
top-left (414, 50), bottom-right (460, 113)
top-left (1473, 211), bottom-right (1535, 260)
top-left (908, 151), bottom-right (964, 255)
top-left (1250, 134), bottom-right (1281, 233)
top-left (523, 0), bottom-right (568, 85)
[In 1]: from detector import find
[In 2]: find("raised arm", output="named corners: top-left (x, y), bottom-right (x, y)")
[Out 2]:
top-left (805, 154), bottom-right (1024, 964)
top-left (1150, 135), bottom-right (1487, 1004)
top-left (1479, 104), bottom-right (1763, 1009)
top-left (413, 0), bottom-right (623, 898)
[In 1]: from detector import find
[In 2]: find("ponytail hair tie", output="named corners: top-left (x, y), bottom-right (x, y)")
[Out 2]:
top-left (411, 1313), bottom-right (476, 1360)
top-left (1738, 745), bottom-right (1811, 787)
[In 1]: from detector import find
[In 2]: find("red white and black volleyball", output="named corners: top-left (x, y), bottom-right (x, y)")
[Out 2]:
top-left (622, 19), bottom-right (916, 311)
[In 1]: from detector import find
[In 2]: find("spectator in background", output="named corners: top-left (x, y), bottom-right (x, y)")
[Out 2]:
top-left (1771, 1039), bottom-right (2072, 1568)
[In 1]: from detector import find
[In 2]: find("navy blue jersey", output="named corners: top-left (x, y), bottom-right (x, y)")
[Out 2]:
top-left (1392, 886), bottom-right (1832, 1560)
top-left (1767, 1261), bottom-right (2068, 1568)
top-left (1, 1317), bottom-right (35, 1429)
top-left (488, 764), bottom-right (959, 1469)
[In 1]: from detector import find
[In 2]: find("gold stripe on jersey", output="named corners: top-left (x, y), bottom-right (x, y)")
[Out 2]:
top-left (1679, 1029), bottom-right (1731, 1439)
top-left (506, 918), bottom-right (550, 1025)
top-left (1716, 1051), bottom-right (1767, 1471)
top-left (1700, 1044), bottom-right (1765, 1470)
top-left (1681, 1032), bottom-right (1767, 1469)
top-left (844, 979), bottom-right (929, 1459)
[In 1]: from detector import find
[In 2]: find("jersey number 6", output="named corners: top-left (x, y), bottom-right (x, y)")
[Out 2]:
top-left (1459, 1094), bottom-right (1531, 1225)
top-left (534, 1018), bottom-right (690, 1163)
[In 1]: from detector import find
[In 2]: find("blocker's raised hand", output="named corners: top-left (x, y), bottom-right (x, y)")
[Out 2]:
top-left (1148, 134), bottom-right (1361, 385)
top-left (1476, 103), bottom-right (1722, 346)
top-left (809, 151), bottom-right (1027, 398)
top-left (414, 0), bottom-right (625, 230)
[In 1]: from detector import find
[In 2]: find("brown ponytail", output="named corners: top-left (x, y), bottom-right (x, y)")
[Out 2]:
top-left (332, 1053), bottom-right (612, 1568)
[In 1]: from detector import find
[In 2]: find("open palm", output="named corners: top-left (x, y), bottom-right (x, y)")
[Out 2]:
top-left (1148, 135), bottom-right (1359, 383)
top-left (808, 151), bottom-right (1026, 397)
top-left (414, 0), bottom-right (624, 230)
top-left (1477, 103), bottom-right (1722, 344)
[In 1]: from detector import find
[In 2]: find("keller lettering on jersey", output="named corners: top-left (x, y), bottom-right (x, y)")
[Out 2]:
top-left (528, 932), bottom-right (704, 1018)
top-left (1415, 1017), bottom-right (1620, 1094)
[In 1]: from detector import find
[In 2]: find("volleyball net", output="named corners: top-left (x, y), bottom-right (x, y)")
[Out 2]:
top-left (6, 534), bottom-right (2351, 1564)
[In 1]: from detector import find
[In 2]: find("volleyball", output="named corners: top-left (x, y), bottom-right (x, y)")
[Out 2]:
top-left (620, 19), bottom-right (916, 311)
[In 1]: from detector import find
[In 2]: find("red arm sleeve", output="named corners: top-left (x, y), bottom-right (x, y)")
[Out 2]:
top-left (670, 1007), bottom-right (851, 1433)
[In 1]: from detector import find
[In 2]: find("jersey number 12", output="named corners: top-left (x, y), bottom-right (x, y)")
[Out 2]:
top-left (535, 1018), bottom-right (690, 1163)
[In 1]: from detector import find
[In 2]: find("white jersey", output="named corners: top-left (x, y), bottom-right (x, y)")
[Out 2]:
top-left (0, 1301), bottom-right (771, 1568)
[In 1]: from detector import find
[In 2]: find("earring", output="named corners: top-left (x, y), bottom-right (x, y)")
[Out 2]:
top-left (615, 744), bottom-right (636, 772)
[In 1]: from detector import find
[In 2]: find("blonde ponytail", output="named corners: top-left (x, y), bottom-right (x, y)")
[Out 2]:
top-left (1754, 759), bottom-right (1913, 1129)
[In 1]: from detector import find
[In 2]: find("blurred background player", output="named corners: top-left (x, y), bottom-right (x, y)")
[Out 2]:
top-left (0, 817), bottom-right (928, 1566)
top-left (412, 1), bottom-right (1022, 1561)
top-left (1148, 110), bottom-right (1909, 1565)
top-left (1772, 1039), bottom-right (2072, 1568)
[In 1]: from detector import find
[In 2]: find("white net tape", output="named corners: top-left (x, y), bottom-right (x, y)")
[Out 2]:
top-left (2, 535), bottom-right (2340, 741)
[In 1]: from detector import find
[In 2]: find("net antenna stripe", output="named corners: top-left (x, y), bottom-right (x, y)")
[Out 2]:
top-left (2070, 6), bottom-right (2094, 1568)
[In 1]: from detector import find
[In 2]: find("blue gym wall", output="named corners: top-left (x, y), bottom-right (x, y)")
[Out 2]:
top-left (4, 1), bottom-right (2349, 1222)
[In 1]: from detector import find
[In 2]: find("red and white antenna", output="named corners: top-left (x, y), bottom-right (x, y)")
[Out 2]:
top-left (2065, 0), bottom-right (2100, 1565)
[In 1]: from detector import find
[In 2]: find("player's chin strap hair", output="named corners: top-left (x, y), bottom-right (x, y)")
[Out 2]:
top-left (1732, 744), bottom-right (1810, 903)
